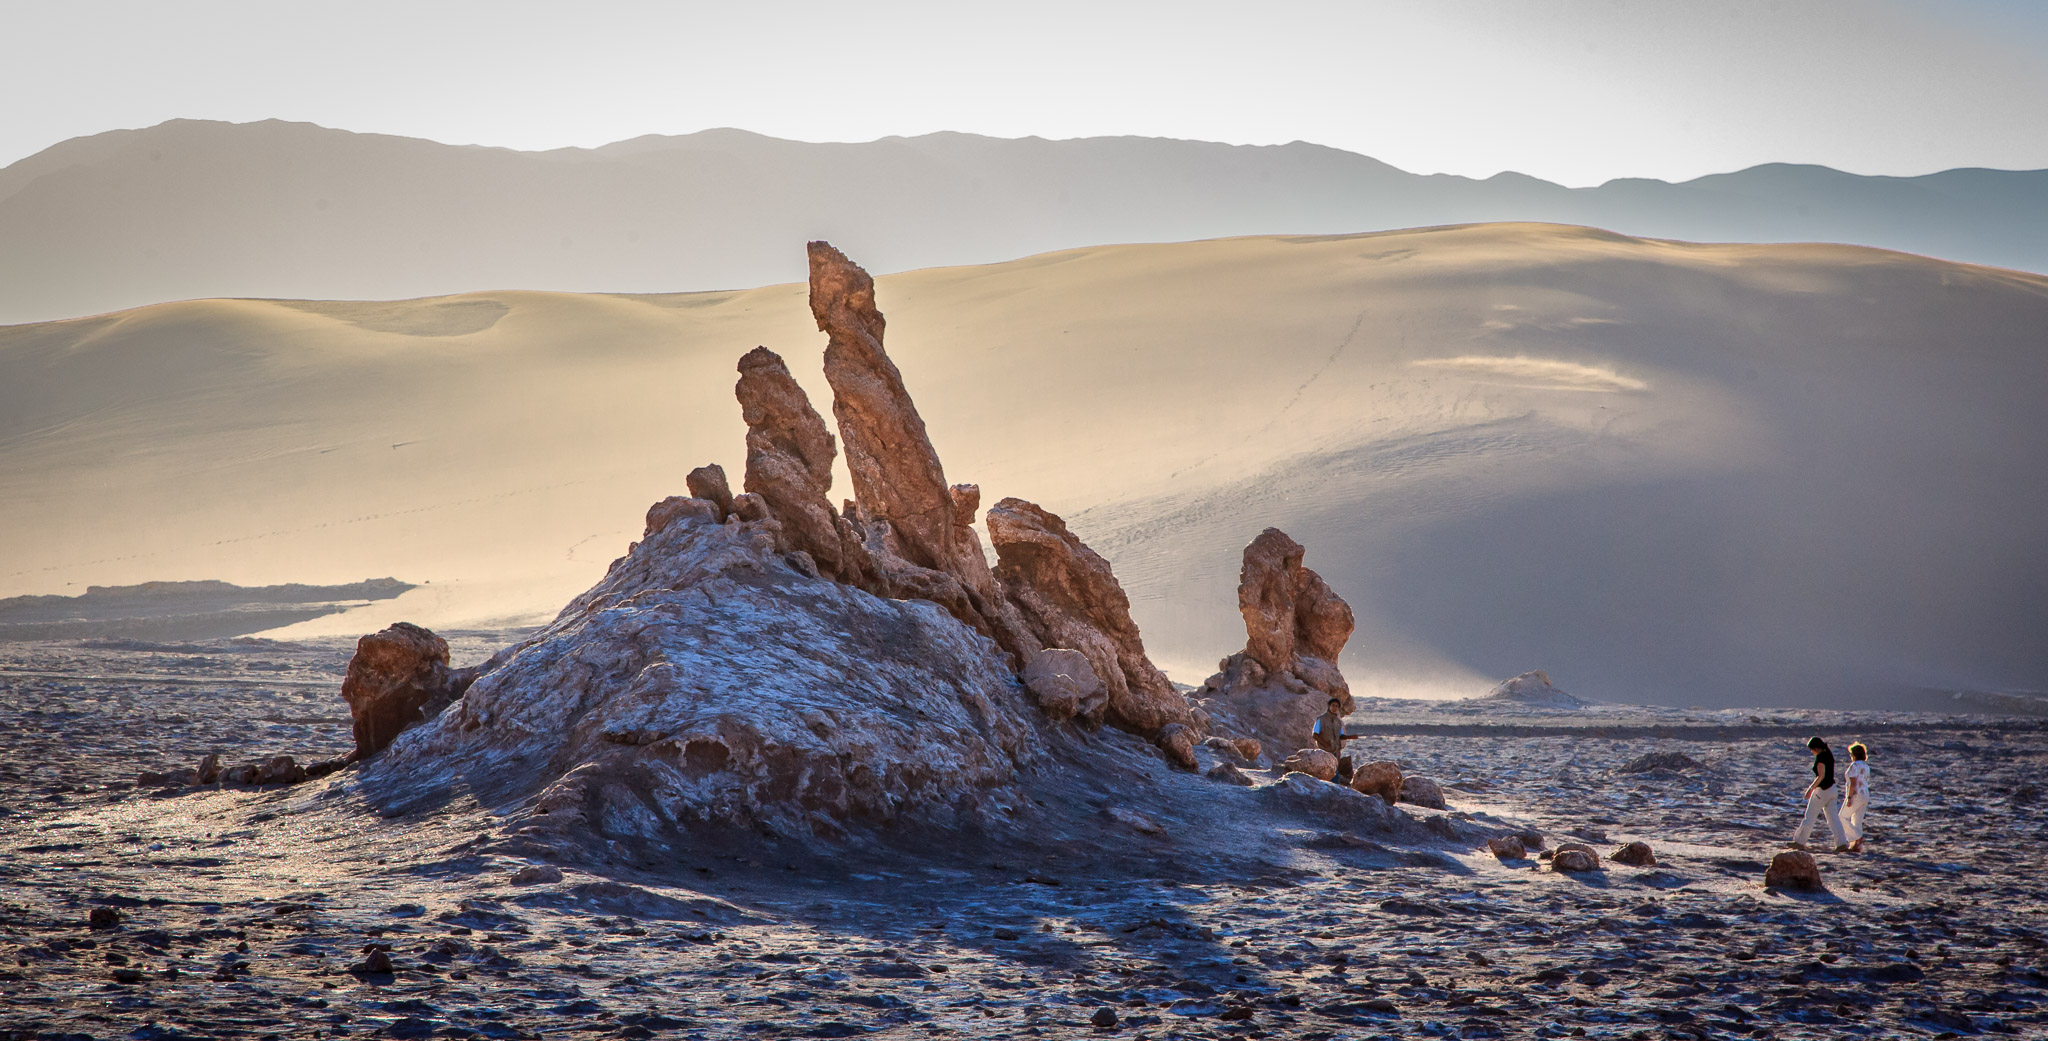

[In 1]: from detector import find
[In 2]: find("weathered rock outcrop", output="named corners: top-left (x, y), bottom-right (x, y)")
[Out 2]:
top-left (733, 345), bottom-right (862, 581)
top-left (354, 241), bottom-right (1221, 847)
top-left (1194, 529), bottom-right (1356, 757)
top-left (366, 511), bottom-right (1038, 847)
top-left (340, 622), bottom-right (480, 760)
top-left (986, 498), bottom-right (1190, 735)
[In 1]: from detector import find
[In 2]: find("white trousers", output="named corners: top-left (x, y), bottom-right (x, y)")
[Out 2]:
top-left (1841, 791), bottom-right (1868, 842)
top-left (1792, 788), bottom-right (1846, 847)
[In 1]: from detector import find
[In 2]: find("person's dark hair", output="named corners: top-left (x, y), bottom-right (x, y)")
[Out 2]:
top-left (1327, 698), bottom-right (1340, 707)
top-left (1849, 742), bottom-right (1867, 761)
top-left (1806, 736), bottom-right (1828, 752)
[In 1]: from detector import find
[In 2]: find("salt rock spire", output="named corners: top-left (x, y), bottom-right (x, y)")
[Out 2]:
top-left (1193, 527), bottom-right (1356, 757)
top-left (986, 497), bottom-right (1193, 735)
top-left (809, 241), bottom-right (960, 575)
top-left (735, 345), bottom-right (858, 580)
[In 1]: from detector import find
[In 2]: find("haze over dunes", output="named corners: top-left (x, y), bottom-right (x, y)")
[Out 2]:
top-left (5, 119), bottom-right (2048, 325)
top-left (4, 224), bottom-right (2045, 708)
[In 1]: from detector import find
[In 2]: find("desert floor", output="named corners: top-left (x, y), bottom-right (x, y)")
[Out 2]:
top-left (3, 636), bottom-right (2043, 1040)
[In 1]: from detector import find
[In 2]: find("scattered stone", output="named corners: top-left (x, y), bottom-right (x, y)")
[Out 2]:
top-left (1282, 748), bottom-right (1339, 782)
top-left (1765, 850), bottom-right (1826, 891)
top-left (1349, 760), bottom-right (1403, 805)
top-left (87, 907), bottom-right (121, 930)
top-left (1552, 849), bottom-right (1601, 873)
top-left (1091, 1007), bottom-right (1118, 1028)
top-left (1207, 762), bottom-right (1255, 786)
top-left (1399, 775), bottom-right (1446, 809)
top-left (1487, 836), bottom-right (1527, 860)
top-left (349, 947), bottom-right (394, 975)
top-left (195, 752), bottom-right (221, 784)
top-left (1610, 841), bottom-right (1657, 866)
top-left (1204, 735), bottom-right (1262, 763)
top-left (509, 864), bottom-right (564, 886)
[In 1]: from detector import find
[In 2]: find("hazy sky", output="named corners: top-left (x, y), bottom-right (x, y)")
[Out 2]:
top-left (4, 0), bottom-right (2046, 186)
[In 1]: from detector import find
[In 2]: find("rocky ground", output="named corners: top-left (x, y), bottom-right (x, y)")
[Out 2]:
top-left (3, 637), bottom-right (2045, 1040)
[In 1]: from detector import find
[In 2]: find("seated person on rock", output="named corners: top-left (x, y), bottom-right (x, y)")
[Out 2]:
top-left (1313, 697), bottom-right (1357, 780)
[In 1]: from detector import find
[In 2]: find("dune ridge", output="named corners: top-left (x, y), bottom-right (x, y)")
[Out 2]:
top-left (3, 223), bottom-right (2044, 708)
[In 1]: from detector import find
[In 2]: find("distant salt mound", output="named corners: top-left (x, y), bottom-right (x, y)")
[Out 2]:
top-left (1482, 670), bottom-right (1593, 709)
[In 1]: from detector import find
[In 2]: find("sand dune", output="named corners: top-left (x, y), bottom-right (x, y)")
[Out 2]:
top-left (4, 119), bottom-right (2048, 325)
top-left (3, 223), bottom-right (2044, 707)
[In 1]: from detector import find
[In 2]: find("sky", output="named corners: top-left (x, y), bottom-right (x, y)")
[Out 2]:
top-left (2, 0), bottom-right (2046, 186)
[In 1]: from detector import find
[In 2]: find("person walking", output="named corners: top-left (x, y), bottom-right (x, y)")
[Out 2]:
top-left (1841, 742), bottom-right (1871, 852)
top-left (1790, 736), bottom-right (1849, 852)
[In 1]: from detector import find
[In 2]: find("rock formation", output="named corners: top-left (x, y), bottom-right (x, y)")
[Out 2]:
top-left (733, 346), bottom-right (859, 580)
top-left (986, 498), bottom-right (1191, 735)
top-left (1487, 836), bottom-right (1527, 860)
top-left (1192, 528), bottom-right (1356, 756)
top-left (356, 241), bottom-right (1232, 851)
top-left (367, 512), bottom-right (1037, 847)
top-left (339, 622), bottom-right (480, 760)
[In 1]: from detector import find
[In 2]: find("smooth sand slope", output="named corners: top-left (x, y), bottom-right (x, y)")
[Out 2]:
top-left (5, 119), bottom-right (2048, 325)
top-left (3, 224), bottom-right (2045, 707)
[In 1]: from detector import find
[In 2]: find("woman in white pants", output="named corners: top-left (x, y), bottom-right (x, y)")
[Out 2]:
top-left (1791, 736), bottom-right (1848, 851)
top-left (1840, 742), bottom-right (1871, 852)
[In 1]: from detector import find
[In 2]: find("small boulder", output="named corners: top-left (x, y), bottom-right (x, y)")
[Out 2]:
top-left (1398, 775), bottom-right (1446, 809)
top-left (729, 492), bottom-right (771, 523)
top-left (87, 907), bottom-right (122, 930)
top-left (1091, 1007), bottom-right (1118, 1028)
top-left (644, 494), bottom-right (719, 537)
top-left (1349, 760), bottom-right (1403, 805)
top-left (254, 755), bottom-right (305, 785)
top-left (349, 948), bottom-right (394, 975)
top-left (509, 864), bottom-right (564, 886)
top-left (1207, 762), bottom-right (1255, 786)
top-left (1203, 735), bottom-right (1261, 764)
top-left (1020, 648), bottom-right (1105, 722)
top-left (1281, 748), bottom-right (1339, 782)
top-left (195, 753), bottom-right (221, 785)
top-left (1765, 850), bottom-right (1825, 891)
top-left (340, 622), bottom-right (479, 761)
top-left (686, 463), bottom-right (734, 518)
top-left (1610, 841), bottom-right (1657, 867)
top-left (1552, 849), bottom-right (1601, 873)
top-left (1486, 836), bottom-right (1527, 860)
top-left (1155, 723), bottom-right (1199, 771)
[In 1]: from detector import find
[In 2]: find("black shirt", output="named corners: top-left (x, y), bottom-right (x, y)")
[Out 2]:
top-left (1812, 747), bottom-right (1836, 790)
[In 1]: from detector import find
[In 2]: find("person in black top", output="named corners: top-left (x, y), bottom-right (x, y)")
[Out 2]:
top-left (1789, 736), bottom-right (1849, 851)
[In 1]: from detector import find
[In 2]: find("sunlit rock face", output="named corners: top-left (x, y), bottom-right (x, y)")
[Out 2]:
top-left (339, 622), bottom-right (481, 761)
top-left (363, 511), bottom-right (1038, 848)
top-left (359, 242), bottom-right (1205, 851)
top-left (1194, 528), bottom-right (1357, 758)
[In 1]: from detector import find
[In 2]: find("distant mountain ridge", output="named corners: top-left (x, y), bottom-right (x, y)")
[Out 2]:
top-left (2, 118), bottom-right (2045, 325)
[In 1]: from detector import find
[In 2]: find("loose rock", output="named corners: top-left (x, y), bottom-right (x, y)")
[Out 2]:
top-left (1282, 748), bottom-right (1339, 782)
top-left (1765, 850), bottom-right (1826, 891)
top-left (1610, 841), bottom-right (1657, 866)
top-left (1399, 775), bottom-right (1446, 809)
top-left (1349, 760), bottom-right (1403, 805)
top-left (339, 622), bottom-right (480, 761)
